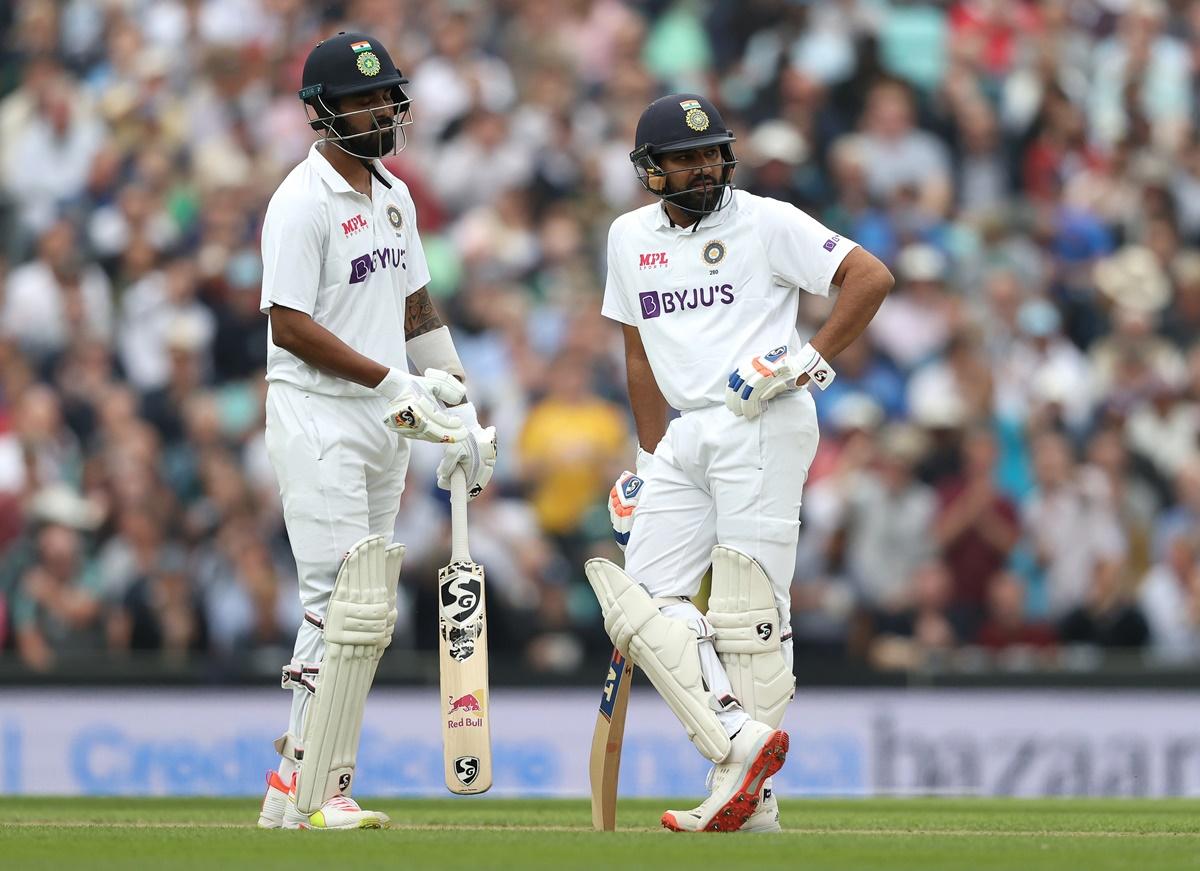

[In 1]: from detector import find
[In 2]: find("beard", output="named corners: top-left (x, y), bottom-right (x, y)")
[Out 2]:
top-left (668, 177), bottom-right (725, 214)
top-left (336, 120), bottom-right (396, 159)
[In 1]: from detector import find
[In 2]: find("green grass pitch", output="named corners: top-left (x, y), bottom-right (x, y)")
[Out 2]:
top-left (3, 798), bottom-right (1199, 870)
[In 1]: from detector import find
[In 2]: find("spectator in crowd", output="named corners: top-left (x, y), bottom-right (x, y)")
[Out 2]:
top-left (1058, 558), bottom-right (1149, 650)
top-left (11, 517), bottom-right (103, 671)
top-left (518, 352), bottom-right (629, 568)
top-left (975, 570), bottom-right (1058, 655)
top-left (1025, 431), bottom-right (1127, 619)
top-left (840, 423), bottom-right (938, 613)
top-left (869, 560), bottom-right (965, 671)
top-left (934, 426), bottom-right (1020, 627)
top-left (1139, 529), bottom-right (1200, 663)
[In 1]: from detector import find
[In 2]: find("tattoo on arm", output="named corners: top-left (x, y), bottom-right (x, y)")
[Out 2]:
top-left (404, 287), bottom-right (443, 339)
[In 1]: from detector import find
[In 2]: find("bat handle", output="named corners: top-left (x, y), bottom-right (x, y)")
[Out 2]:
top-left (449, 467), bottom-right (470, 562)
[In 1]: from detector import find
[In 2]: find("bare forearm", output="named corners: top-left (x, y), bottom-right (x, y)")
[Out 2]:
top-left (272, 309), bottom-right (388, 388)
top-left (809, 247), bottom-right (894, 361)
top-left (627, 356), bottom-right (668, 452)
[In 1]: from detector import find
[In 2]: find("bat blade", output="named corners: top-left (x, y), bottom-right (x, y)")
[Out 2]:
top-left (589, 646), bottom-right (633, 830)
top-left (439, 469), bottom-right (492, 795)
top-left (439, 557), bottom-right (491, 794)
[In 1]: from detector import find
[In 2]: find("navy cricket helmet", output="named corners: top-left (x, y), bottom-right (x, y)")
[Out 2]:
top-left (298, 31), bottom-right (413, 157)
top-left (630, 93), bottom-right (737, 216)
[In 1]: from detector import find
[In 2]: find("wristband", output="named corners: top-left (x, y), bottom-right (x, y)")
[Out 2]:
top-left (795, 343), bottom-right (836, 390)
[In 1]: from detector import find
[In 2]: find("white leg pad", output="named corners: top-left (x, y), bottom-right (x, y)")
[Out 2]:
top-left (585, 558), bottom-right (731, 763)
top-left (707, 545), bottom-right (795, 729)
top-left (294, 535), bottom-right (401, 814)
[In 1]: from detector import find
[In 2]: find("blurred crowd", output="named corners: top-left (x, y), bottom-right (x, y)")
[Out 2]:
top-left (0, 0), bottom-right (1198, 678)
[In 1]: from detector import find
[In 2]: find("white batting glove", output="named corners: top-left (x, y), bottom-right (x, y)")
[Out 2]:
top-left (378, 368), bottom-right (470, 443)
top-left (435, 401), bottom-right (498, 500)
top-left (725, 343), bottom-right (836, 419)
top-left (609, 448), bottom-right (651, 551)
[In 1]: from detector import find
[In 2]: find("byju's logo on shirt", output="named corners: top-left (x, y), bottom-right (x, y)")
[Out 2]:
top-left (349, 247), bottom-right (406, 284)
top-left (639, 285), bottom-right (734, 319)
top-left (342, 213), bottom-right (369, 237)
top-left (638, 252), bottom-right (669, 270)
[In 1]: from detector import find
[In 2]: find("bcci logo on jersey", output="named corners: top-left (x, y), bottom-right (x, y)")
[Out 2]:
top-left (639, 284), bottom-right (734, 319)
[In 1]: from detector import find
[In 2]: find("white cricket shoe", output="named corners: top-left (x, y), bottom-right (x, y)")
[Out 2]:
top-left (257, 770), bottom-right (292, 829)
top-left (740, 786), bottom-right (781, 833)
top-left (661, 721), bottom-right (788, 833)
top-left (257, 769), bottom-right (389, 830)
top-left (284, 792), bottom-right (390, 830)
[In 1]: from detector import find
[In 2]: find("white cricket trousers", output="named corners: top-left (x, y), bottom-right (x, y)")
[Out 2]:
top-left (264, 381), bottom-right (410, 739)
top-left (624, 388), bottom-right (819, 635)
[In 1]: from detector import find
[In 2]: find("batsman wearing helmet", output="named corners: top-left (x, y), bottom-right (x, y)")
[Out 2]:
top-left (592, 94), bottom-right (893, 832)
top-left (255, 32), bottom-right (497, 830)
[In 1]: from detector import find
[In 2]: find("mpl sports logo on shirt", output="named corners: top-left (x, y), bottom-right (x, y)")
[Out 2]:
top-left (349, 246), bottom-right (406, 284)
top-left (638, 252), bottom-right (669, 270)
top-left (639, 284), bottom-right (734, 319)
top-left (341, 213), bottom-right (369, 237)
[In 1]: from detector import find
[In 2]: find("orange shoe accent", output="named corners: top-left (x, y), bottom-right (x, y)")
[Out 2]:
top-left (265, 770), bottom-right (292, 794)
top-left (660, 730), bottom-right (789, 834)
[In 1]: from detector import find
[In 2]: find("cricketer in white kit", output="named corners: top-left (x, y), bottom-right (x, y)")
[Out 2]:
top-left (593, 93), bottom-right (893, 832)
top-left (255, 32), bottom-right (496, 830)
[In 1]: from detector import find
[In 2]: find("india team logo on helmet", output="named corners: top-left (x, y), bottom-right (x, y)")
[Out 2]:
top-left (356, 51), bottom-right (381, 77)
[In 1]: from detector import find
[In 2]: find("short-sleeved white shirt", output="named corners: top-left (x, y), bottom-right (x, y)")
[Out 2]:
top-left (260, 142), bottom-right (431, 397)
top-left (601, 190), bottom-right (858, 411)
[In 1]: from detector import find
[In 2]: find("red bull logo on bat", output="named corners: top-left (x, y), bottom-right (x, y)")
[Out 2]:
top-left (447, 689), bottom-right (486, 729)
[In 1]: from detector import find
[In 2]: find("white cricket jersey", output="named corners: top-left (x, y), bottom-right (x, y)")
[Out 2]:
top-left (260, 142), bottom-right (431, 397)
top-left (601, 189), bottom-right (858, 411)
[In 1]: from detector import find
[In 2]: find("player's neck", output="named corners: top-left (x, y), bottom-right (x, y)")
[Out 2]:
top-left (663, 202), bottom-right (699, 229)
top-left (318, 141), bottom-right (373, 197)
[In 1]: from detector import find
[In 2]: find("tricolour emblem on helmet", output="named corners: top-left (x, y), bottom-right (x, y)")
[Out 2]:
top-left (685, 108), bottom-right (710, 132)
top-left (356, 51), bottom-right (381, 76)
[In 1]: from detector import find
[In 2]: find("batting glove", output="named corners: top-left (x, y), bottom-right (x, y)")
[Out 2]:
top-left (436, 401), bottom-right (498, 500)
top-left (609, 448), bottom-right (651, 551)
top-left (379, 368), bottom-right (471, 443)
top-left (725, 343), bottom-right (835, 419)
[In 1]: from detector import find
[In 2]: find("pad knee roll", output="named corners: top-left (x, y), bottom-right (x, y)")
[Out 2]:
top-left (707, 545), bottom-right (795, 729)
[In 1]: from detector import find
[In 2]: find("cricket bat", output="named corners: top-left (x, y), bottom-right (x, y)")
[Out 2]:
top-left (438, 468), bottom-right (492, 794)
top-left (589, 646), bottom-right (633, 830)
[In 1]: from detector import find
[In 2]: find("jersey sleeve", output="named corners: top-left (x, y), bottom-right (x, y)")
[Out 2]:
top-left (400, 192), bottom-right (431, 297)
top-left (259, 190), bottom-right (326, 315)
top-left (757, 198), bottom-right (858, 297)
top-left (600, 220), bottom-right (637, 326)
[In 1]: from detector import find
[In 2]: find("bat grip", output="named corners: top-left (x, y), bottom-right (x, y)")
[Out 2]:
top-left (449, 467), bottom-right (470, 562)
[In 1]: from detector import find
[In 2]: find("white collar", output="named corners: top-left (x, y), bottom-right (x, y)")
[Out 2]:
top-left (652, 188), bottom-right (737, 233)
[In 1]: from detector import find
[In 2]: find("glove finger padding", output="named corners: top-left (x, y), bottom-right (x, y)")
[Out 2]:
top-left (419, 368), bottom-right (467, 405)
top-left (437, 426), bottom-right (497, 499)
top-left (725, 346), bottom-right (799, 420)
top-left (609, 470), bottom-right (643, 550)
